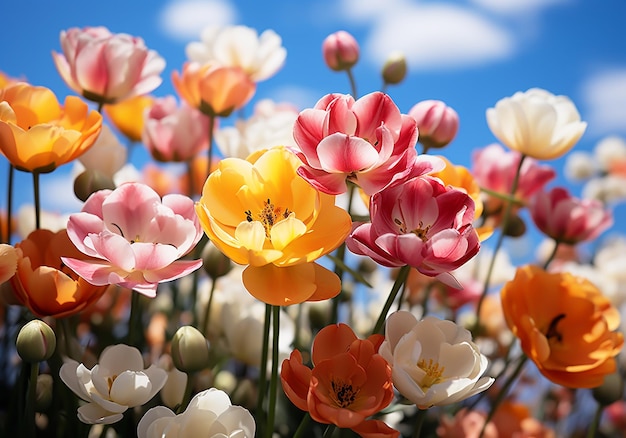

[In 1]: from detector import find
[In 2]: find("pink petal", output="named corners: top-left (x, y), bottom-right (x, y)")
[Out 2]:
top-left (67, 212), bottom-right (107, 257)
top-left (353, 92), bottom-right (402, 141)
top-left (316, 133), bottom-right (379, 173)
top-left (101, 183), bottom-right (160, 241)
top-left (89, 232), bottom-right (136, 271)
top-left (296, 166), bottom-right (348, 195)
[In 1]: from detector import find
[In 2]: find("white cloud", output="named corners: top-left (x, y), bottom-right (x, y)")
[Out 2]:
top-left (360, 3), bottom-right (515, 70)
top-left (470, 0), bottom-right (569, 15)
top-left (158, 0), bottom-right (237, 41)
top-left (581, 69), bottom-right (626, 137)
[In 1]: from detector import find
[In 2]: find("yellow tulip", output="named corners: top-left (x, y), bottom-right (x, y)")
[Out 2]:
top-left (103, 95), bottom-right (154, 143)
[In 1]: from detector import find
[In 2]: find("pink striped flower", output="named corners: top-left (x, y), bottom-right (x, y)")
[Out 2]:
top-left (62, 182), bottom-right (203, 297)
top-left (293, 91), bottom-right (443, 195)
top-left (347, 176), bottom-right (480, 288)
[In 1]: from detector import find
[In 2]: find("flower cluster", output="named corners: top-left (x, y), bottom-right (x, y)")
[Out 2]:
top-left (0, 19), bottom-right (624, 438)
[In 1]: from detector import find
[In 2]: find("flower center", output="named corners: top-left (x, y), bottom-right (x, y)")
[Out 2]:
top-left (107, 374), bottom-right (118, 395)
top-left (330, 378), bottom-right (359, 408)
top-left (394, 218), bottom-right (431, 242)
top-left (545, 313), bottom-right (566, 343)
top-left (417, 358), bottom-right (445, 389)
top-left (245, 198), bottom-right (291, 238)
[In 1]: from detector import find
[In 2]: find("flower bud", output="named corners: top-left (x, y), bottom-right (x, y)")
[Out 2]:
top-left (36, 374), bottom-right (54, 411)
top-left (592, 371), bottom-right (625, 407)
top-left (16, 319), bottom-right (57, 363)
top-left (322, 31), bottom-right (359, 72)
top-left (201, 240), bottom-right (233, 280)
top-left (74, 169), bottom-right (116, 202)
top-left (171, 325), bottom-right (210, 373)
top-left (382, 51), bottom-right (407, 85)
top-left (409, 100), bottom-right (459, 150)
top-left (502, 213), bottom-right (527, 237)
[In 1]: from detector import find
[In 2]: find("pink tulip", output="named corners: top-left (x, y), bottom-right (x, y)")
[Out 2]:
top-left (346, 176), bottom-right (480, 288)
top-left (52, 26), bottom-right (166, 104)
top-left (408, 99), bottom-right (459, 150)
top-left (142, 95), bottom-right (210, 162)
top-left (322, 30), bottom-right (360, 71)
top-left (530, 187), bottom-right (613, 244)
top-left (293, 91), bottom-right (443, 195)
top-left (62, 183), bottom-right (203, 297)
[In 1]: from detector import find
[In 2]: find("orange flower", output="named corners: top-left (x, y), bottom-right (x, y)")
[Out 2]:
top-left (10, 229), bottom-right (108, 318)
top-left (501, 265), bottom-right (623, 388)
top-left (103, 95), bottom-right (154, 143)
top-left (0, 244), bottom-right (18, 284)
top-left (281, 323), bottom-right (398, 436)
top-left (172, 62), bottom-right (256, 117)
top-left (0, 82), bottom-right (102, 173)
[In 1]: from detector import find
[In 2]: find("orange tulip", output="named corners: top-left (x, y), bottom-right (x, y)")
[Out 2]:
top-left (0, 244), bottom-right (17, 284)
top-left (103, 94), bottom-right (154, 143)
top-left (0, 82), bottom-right (102, 173)
top-left (172, 62), bottom-right (256, 117)
top-left (10, 229), bottom-right (108, 318)
top-left (501, 265), bottom-right (624, 388)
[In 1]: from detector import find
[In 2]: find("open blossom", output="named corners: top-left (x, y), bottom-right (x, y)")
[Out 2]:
top-left (486, 88), bottom-right (587, 160)
top-left (408, 100), bottom-right (459, 150)
top-left (62, 182), bottom-right (203, 297)
top-left (281, 323), bottom-right (398, 437)
top-left (347, 175), bottom-right (480, 288)
top-left (195, 146), bottom-right (351, 305)
top-left (293, 91), bottom-right (443, 195)
top-left (137, 388), bottom-right (255, 438)
top-left (501, 265), bottom-right (624, 388)
top-left (379, 311), bottom-right (494, 409)
top-left (60, 344), bottom-right (168, 424)
top-left (186, 25), bottom-right (286, 82)
top-left (52, 26), bottom-right (165, 104)
top-left (142, 95), bottom-right (210, 162)
top-left (530, 186), bottom-right (613, 244)
top-left (0, 82), bottom-right (102, 173)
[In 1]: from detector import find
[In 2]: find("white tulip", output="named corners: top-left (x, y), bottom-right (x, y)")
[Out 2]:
top-left (379, 311), bottom-right (494, 408)
top-left (137, 388), bottom-right (255, 438)
top-left (486, 88), bottom-right (587, 160)
top-left (60, 344), bottom-right (168, 424)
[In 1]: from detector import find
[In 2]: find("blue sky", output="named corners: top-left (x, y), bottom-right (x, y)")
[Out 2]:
top-left (2, 0), bottom-right (626, 253)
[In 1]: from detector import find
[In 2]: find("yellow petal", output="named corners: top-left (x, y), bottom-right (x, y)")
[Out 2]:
top-left (242, 263), bottom-right (318, 306)
top-left (235, 221), bottom-right (266, 251)
top-left (270, 214), bottom-right (306, 251)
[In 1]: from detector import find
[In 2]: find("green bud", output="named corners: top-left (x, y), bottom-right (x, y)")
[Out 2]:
top-left (16, 319), bottom-right (57, 363)
top-left (36, 374), bottom-right (54, 411)
top-left (171, 325), bottom-right (210, 373)
top-left (382, 51), bottom-right (407, 85)
top-left (592, 371), bottom-right (624, 407)
top-left (74, 169), bottom-right (116, 202)
top-left (201, 241), bottom-right (233, 280)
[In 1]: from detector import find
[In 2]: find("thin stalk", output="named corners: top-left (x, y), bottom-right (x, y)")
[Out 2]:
top-left (32, 171), bottom-right (41, 230)
top-left (372, 265), bottom-right (411, 335)
top-left (412, 408), bottom-right (427, 438)
top-left (346, 68), bottom-right (358, 98)
top-left (127, 292), bottom-right (141, 347)
top-left (292, 413), bottom-right (312, 438)
top-left (207, 115), bottom-right (216, 181)
top-left (542, 241), bottom-right (560, 270)
top-left (330, 183), bottom-right (355, 323)
top-left (322, 424), bottom-right (337, 438)
top-left (256, 304), bottom-right (272, 433)
top-left (3, 164), bottom-right (13, 243)
top-left (586, 403), bottom-right (603, 438)
top-left (177, 372), bottom-right (195, 414)
top-left (265, 305), bottom-right (281, 438)
top-left (201, 278), bottom-right (217, 337)
top-left (186, 159), bottom-right (195, 200)
top-left (22, 361), bottom-right (39, 438)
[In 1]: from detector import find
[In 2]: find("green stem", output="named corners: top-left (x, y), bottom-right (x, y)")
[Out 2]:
top-left (265, 305), bottom-right (281, 438)
top-left (542, 241), bottom-right (560, 270)
top-left (32, 171), bottom-right (41, 230)
top-left (292, 413), bottom-right (312, 438)
top-left (202, 277), bottom-right (217, 337)
top-left (187, 159), bottom-right (195, 200)
top-left (23, 361), bottom-right (39, 438)
top-left (474, 155), bottom-right (527, 333)
top-left (346, 68), bottom-right (358, 98)
top-left (372, 265), bottom-right (411, 335)
top-left (412, 408), bottom-right (427, 438)
top-left (207, 114), bottom-right (216, 181)
top-left (586, 403), bottom-right (603, 438)
top-left (331, 183), bottom-right (355, 323)
top-left (177, 372), bottom-right (195, 414)
top-left (127, 292), bottom-right (142, 347)
top-left (3, 164), bottom-right (13, 243)
top-left (256, 304), bottom-right (272, 432)
top-left (322, 424), bottom-right (337, 438)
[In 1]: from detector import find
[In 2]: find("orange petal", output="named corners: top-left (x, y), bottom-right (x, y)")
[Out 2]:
top-left (242, 263), bottom-right (317, 306)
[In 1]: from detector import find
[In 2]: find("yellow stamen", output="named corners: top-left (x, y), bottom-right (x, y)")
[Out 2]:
top-left (417, 358), bottom-right (445, 389)
top-left (244, 198), bottom-right (291, 239)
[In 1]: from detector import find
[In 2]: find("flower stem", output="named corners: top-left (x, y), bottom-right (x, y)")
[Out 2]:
top-left (474, 154), bottom-right (527, 334)
top-left (32, 171), bottom-right (41, 230)
top-left (207, 114), bottom-right (216, 181)
top-left (412, 408), bottom-right (427, 438)
top-left (372, 265), bottom-right (411, 335)
top-left (127, 291), bottom-right (142, 347)
top-left (292, 413), bottom-right (312, 438)
top-left (346, 68), bottom-right (358, 98)
top-left (331, 183), bottom-right (356, 323)
top-left (322, 424), bottom-right (337, 438)
top-left (265, 305), bottom-right (281, 438)
top-left (177, 371), bottom-right (195, 414)
top-left (586, 403), bottom-right (603, 438)
top-left (542, 240), bottom-right (560, 270)
top-left (22, 361), bottom-right (39, 438)
top-left (3, 164), bottom-right (13, 243)
top-left (201, 277), bottom-right (217, 337)
top-left (256, 303), bottom-right (272, 432)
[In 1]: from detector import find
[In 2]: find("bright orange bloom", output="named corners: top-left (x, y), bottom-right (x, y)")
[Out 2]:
top-left (10, 229), bottom-right (109, 318)
top-left (103, 94), bottom-right (154, 143)
top-left (0, 82), bottom-right (102, 173)
top-left (0, 71), bottom-right (21, 89)
top-left (501, 265), bottom-right (623, 388)
top-left (172, 62), bottom-right (256, 117)
top-left (281, 323), bottom-right (398, 437)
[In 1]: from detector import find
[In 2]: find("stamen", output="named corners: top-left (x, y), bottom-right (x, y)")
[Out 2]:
top-left (546, 313), bottom-right (566, 343)
top-left (243, 198), bottom-right (291, 239)
top-left (417, 358), bottom-right (445, 389)
top-left (330, 379), bottom-right (359, 408)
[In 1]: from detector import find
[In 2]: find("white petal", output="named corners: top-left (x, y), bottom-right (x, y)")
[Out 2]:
top-left (137, 406), bottom-right (176, 438)
top-left (77, 402), bottom-right (124, 425)
top-left (100, 344), bottom-right (145, 374)
top-left (110, 371), bottom-right (153, 407)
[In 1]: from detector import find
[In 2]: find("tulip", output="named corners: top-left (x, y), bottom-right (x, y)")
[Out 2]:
top-left (52, 26), bottom-right (165, 105)
top-left (0, 244), bottom-right (18, 284)
top-left (78, 124), bottom-right (127, 178)
top-left (16, 319), bottom-right (56, 363)
top-left (500, 265), bottom-right (624, 388)
top-left (322, 30), bottom-right (360, 71)
top-left (530, 186), bottom-right (613, 244)
top-left (142, 95), bottom-right (210, 162)
top-left (379, 311), bottom-right (494, 408)
top-left (60, 344), bottom-right (168, 424)
top-left (137, 388), bottom-right (255, 438)
top-left (409, 99), bottom-right (459, 150)
top-left (170, 326), bottom-right (210, 373)
top-left (381, 51), bottom-right (407, 85)
top-left (103, 95), bottom-right (155, 143)
top-left (293, 91), bottom-right (443, 195)
top-left (486, 88), bottom-right (587, 160)
top-left (186, 25), bottom-right (286, 82)
top-left (172, 62), bottom-right (256, 117)
top-left (347, 175), bottom-right (480, 288)
top-left (62, 182), bottom-right (203, 297)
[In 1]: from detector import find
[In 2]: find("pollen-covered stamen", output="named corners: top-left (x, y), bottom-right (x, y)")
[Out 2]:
top-left (417, 358), bottom-right (445, 389)
top-left (394, 218), bottom-right (431, 241)
top-left (330, 378), bottom-right (359, 408)
top-left (243, 198), bottom-right (292, 239)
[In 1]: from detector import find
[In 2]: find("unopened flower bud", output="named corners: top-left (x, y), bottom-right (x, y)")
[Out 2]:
top-left (382, 51), bottom-right (407, 85)
top-left (202, 241), bottom-right (233, 280)
top-left (171, 325), bottom-right (210, 373)
top-left (36, 374), bottom-right (54, 411)
top-left (74, 169), bottom-right (116, 202)
top-left (409, 100), bottom-right (459, 150)
top-left (503, 213), bottom-right (527, 237)
top-left (16, 319), bottom-right (56, 363)
top-left (322, 31), bottom-right (359, 72)
top-left (592, 371), bottom-right (624, 407)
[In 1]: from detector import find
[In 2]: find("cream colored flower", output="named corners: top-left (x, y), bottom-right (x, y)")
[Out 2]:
top-left (77, 124), bottom-right (127, 178)
top-left (486, 88), bottom-right (587, 160)
top-left (60, 344), bottom-right (167, 424)
top-left (379, 311), bottom-right (494, 409)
